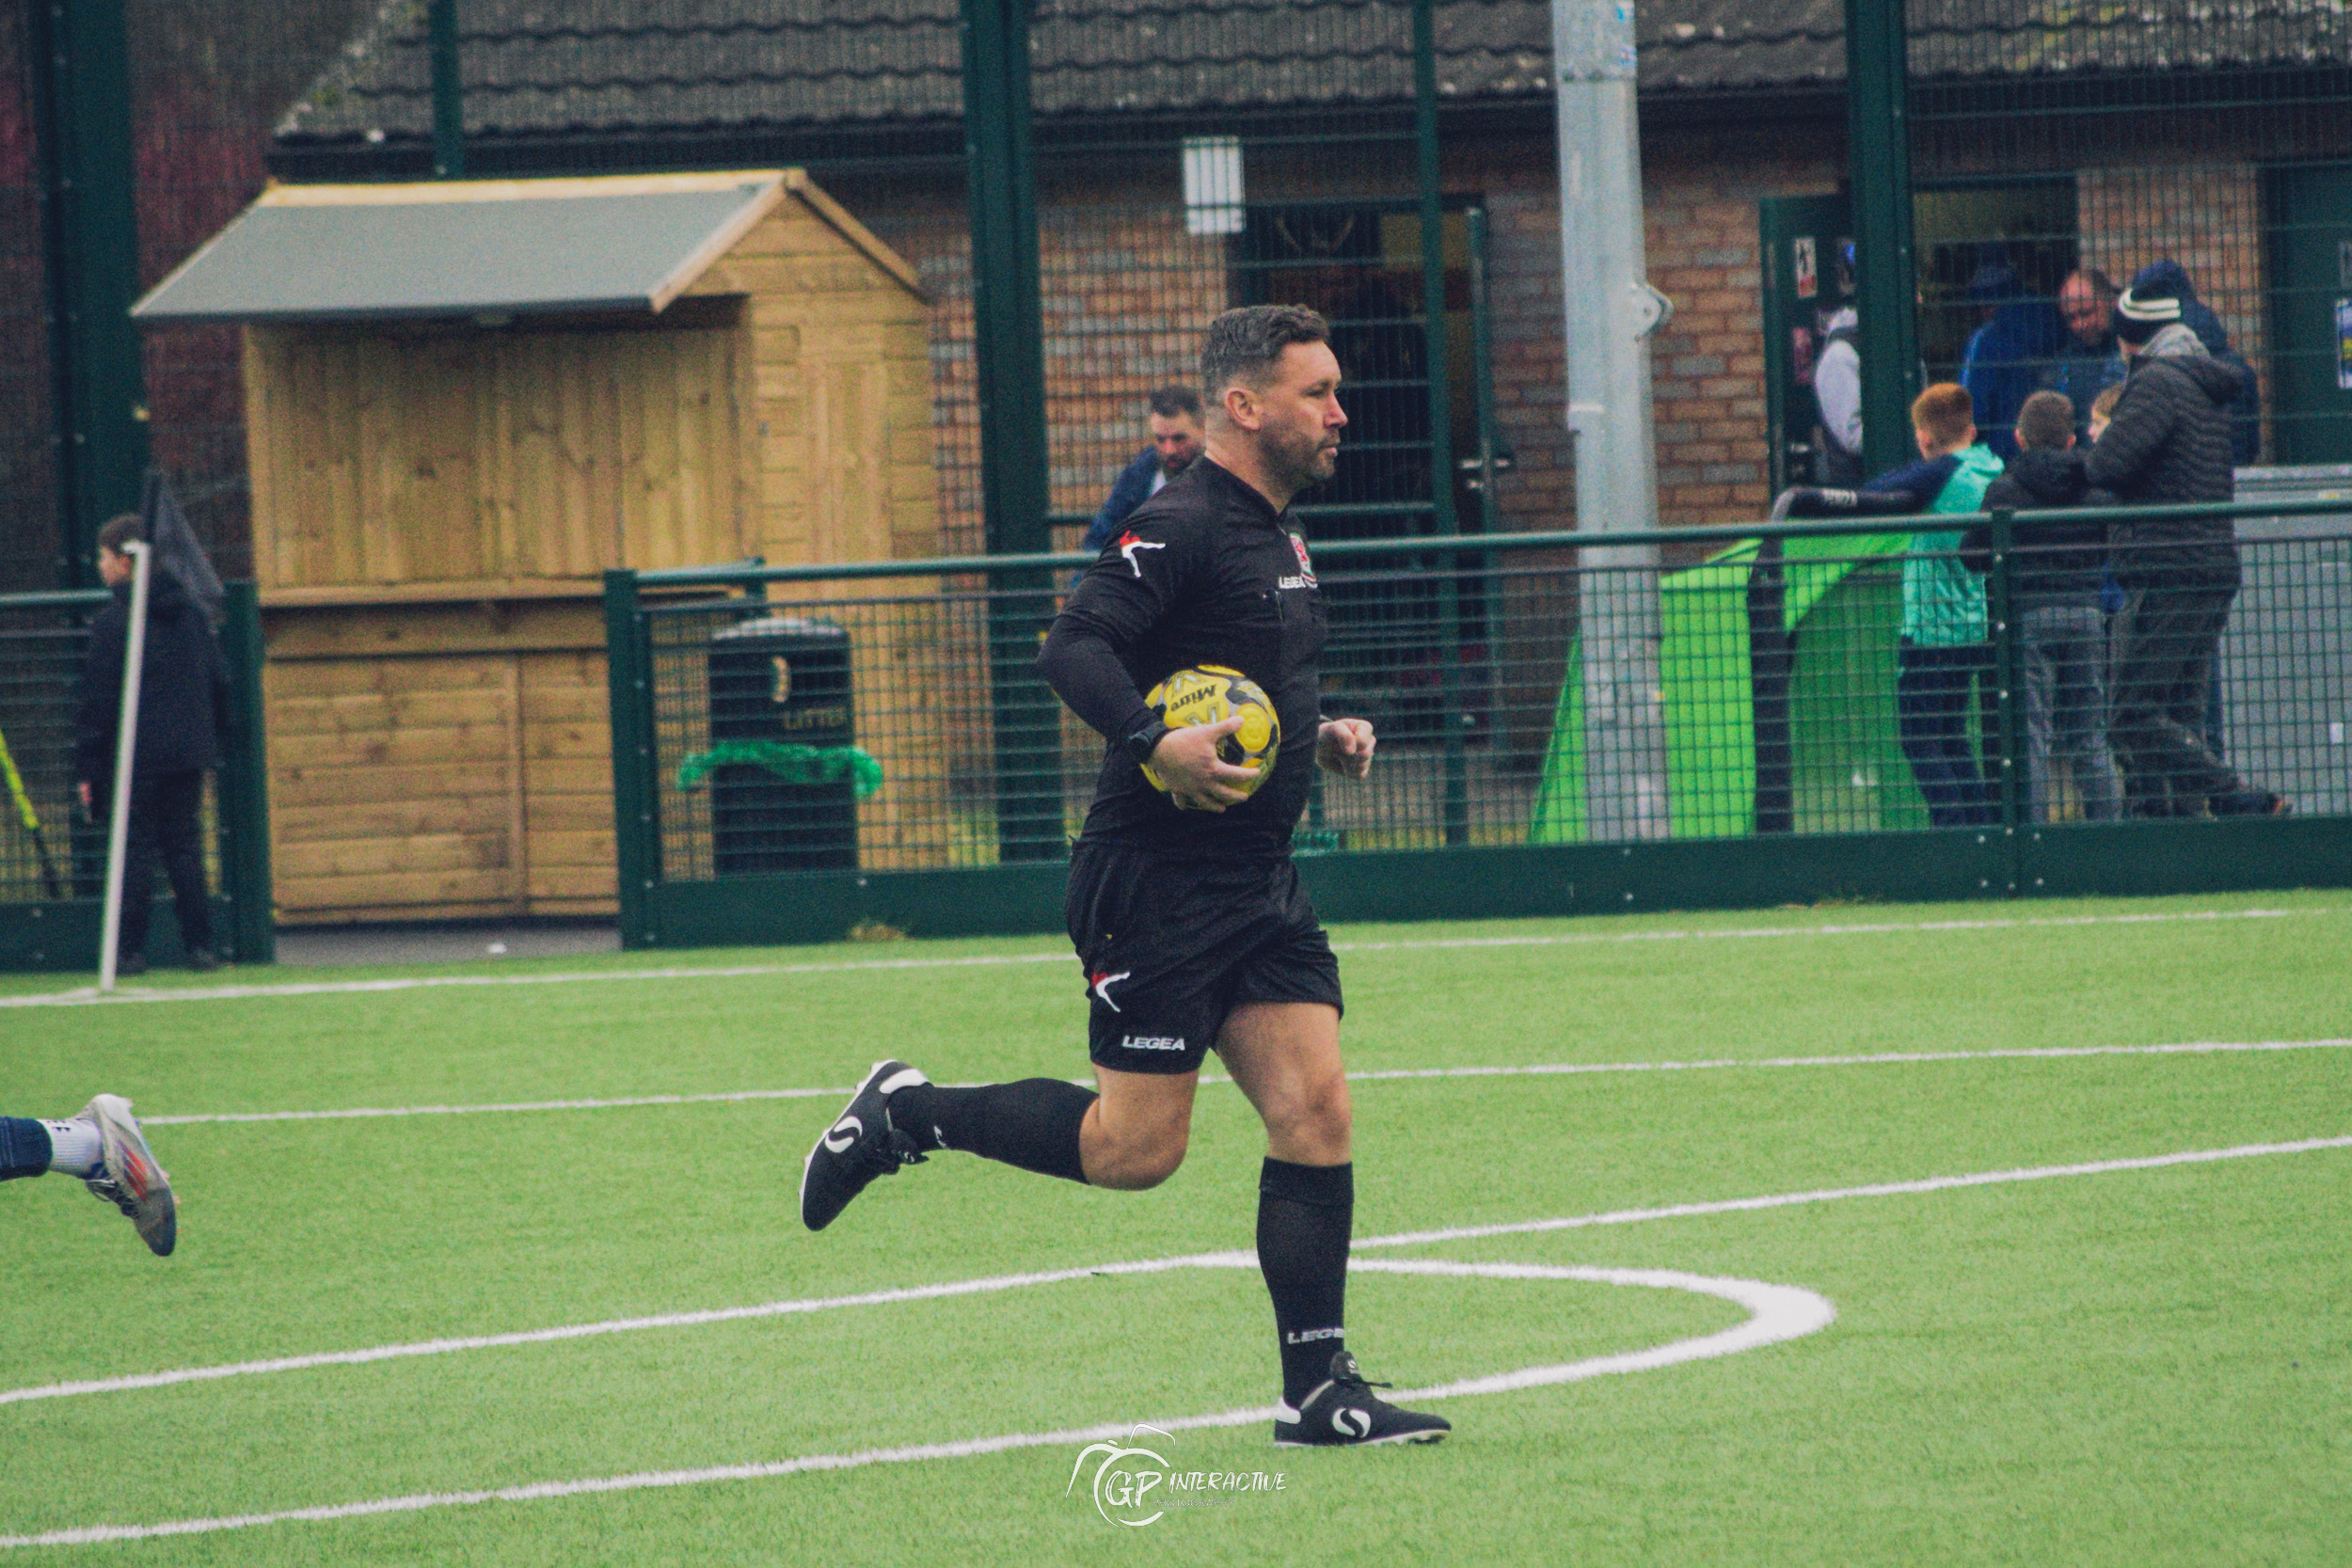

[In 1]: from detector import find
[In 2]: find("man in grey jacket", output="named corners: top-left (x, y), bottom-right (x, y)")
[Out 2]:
top-left (2085, 269), bottom-right (2285, 816)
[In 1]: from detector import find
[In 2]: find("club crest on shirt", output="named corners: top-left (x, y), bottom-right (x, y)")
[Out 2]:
top-left (1279, 532), bottom-right (1317, 591)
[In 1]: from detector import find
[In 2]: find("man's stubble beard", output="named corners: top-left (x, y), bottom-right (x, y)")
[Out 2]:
top-left (1263, 422), bottom-right (1338, 499)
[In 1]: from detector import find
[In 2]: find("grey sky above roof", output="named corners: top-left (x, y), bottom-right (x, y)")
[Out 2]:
top-left (276, 1), bottom-right (2349, 145)
top-left (132, 181), bottom-right (780, 324)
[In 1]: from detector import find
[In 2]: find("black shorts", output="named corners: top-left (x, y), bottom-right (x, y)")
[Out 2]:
top-left (1064, 842), bottom-right (1344, 1076)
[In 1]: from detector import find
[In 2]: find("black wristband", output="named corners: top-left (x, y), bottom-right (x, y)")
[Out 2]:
top-left (1123, 719), bottom-right (1170, 767)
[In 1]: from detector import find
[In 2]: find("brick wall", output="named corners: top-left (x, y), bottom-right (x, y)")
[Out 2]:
top-left (851, 127), bottom-right (1848, 563)
top-left (2078, 162), bottom-right (2268, 452)
top-left (1461, 128), bottom-right (1844, 538)
top-left (851, 162), bottom-right (1230, 558)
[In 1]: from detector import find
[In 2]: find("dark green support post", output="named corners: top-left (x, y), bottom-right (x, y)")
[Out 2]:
top-left (1985, 509), bottom-right (2026, 892)
top-left (429, 0), bottom-right (465, 179)
top-left (603, 570), bottom-right (658, 946)
top-left (217, 582), bottom-right (275, 964)
top-left (1414, 0), bottom-right (1468, 847)
top-left (1844, 0), bottom-right (1920, 480)
top-left (29, 0), bottom-right (149, 587)
top-left (961, 0), bottom-right (1061, 863)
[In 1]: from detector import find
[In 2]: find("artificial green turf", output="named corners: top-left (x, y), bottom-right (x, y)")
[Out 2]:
top-left (1, 890), bottom-right (2347, 1564)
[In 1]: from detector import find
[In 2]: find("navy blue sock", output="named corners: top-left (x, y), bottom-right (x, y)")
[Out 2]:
top-left (0, 1118), bottom-right (54, 1181)
top-left (1259, 1157), bottom-right (1354, 1404)
top-left (891, 1079), bottom-right (1096, 1184)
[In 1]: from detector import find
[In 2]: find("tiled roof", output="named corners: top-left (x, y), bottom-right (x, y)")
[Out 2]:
top-left (276, 1), bottom-right (2349, 147)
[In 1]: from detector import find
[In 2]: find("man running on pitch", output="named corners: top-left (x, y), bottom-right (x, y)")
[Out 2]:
top-left (802, 304), bottom-right (1449, 1448)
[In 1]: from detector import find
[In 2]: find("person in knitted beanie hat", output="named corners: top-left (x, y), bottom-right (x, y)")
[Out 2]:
top-left (2112, 264), bottom-right (2186, 348)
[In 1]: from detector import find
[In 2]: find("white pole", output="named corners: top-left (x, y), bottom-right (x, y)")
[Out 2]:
top-left (1555, 0), bottom-right (1673, 840)
top-left (98, 540), bottom-right (152, 992)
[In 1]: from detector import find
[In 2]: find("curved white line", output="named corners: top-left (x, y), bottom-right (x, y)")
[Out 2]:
top-left (137, 1037), bottom-right (2352, 1128)
top-left (7, 1132), bottom-right (2344, 1412)
top-left (0, 1260), bottom-right (1834, 1549)
top-left (0, 905), bottom-right (2317, 1010)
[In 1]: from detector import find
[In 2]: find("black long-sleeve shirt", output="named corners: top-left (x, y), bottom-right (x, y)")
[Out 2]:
top-left (74, 573), bottom-right (230, 790)
top-left (1036, 455), bottom-right (1327, 859)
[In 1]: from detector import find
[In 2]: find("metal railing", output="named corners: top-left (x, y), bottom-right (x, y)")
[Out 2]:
top-left (0, 582), bottom-right (274, 970)
top-left (602, 497), bottom-right (2352, 947)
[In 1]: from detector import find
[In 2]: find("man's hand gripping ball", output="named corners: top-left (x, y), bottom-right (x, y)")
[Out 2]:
top-left (1140, 665), bottom-right (1279, 813)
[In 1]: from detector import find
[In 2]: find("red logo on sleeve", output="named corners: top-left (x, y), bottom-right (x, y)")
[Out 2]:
top-left (1116, 531), bottom-right (1167, 578)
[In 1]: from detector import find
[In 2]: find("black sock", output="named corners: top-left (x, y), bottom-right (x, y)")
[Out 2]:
top-left (0, 1118), bottom-right (53, 1182)
top-left (1259, 1157), bottom-right (1354, 1405)
top-left (891, 1079), bottom-right (1096, 1184)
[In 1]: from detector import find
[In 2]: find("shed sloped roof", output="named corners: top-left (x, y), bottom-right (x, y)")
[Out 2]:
top-left (275, 0), bottom-right (2352, 148)
top-left (134, 171), bottom-right (814, 325)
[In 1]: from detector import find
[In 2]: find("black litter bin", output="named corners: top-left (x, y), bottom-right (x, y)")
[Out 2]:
top-left (707, 615), bottom-right (858, 874)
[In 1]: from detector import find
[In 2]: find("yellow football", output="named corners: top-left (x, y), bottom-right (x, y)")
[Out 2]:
top-left (1138, 664), bottom-right (1280, 798)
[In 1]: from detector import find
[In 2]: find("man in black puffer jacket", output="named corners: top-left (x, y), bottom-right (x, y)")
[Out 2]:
top-left (2084, 270), bottom-right (2285, 817)
top-left (73, 515), bottom-right (231, 973)
top-left (1961, 390), bottom-right (2121, 821)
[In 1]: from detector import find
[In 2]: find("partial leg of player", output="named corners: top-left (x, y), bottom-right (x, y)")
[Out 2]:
top-left (800, 1060), bottom-right (1105, 1231)
top-left (0, 1095), bottom-right (178, 1256)
top-left (1219, 1002), bottom-right (1449, 1447)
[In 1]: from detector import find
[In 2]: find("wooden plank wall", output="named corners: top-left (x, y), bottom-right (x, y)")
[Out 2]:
top-left (246, 321), bottom-right (751, 588)
top-left (245, 178), bottom-right (946, 921)
top-left (262, 603), bottom-right (614, 923)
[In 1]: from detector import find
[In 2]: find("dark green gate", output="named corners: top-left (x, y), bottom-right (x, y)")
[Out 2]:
top-left (0, 582), bottom-right (273, 972)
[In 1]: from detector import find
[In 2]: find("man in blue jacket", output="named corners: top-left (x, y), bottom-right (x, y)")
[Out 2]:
top-left (1956, 250), bottom-right (2068, 461)
top-left (1080, 386), bottom-right (1206, 556)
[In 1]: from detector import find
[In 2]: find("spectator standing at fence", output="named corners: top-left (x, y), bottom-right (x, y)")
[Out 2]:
top-left (73, 515), bottom-right (230, 975)
top-left (1776, 386), bottom-right (2004, 827)
top-left (2128, 259), bottom-right (2262, 466)
top-left (1962, 390), bottom-right (2122, 821)
top-left (1812, 306), bottom-right (1866, 484)
top-left (2086, 271), bottom-right (2286, 816)
top-left (1957, 249), bottom-right (2069, 461)
top-left (1080, 386), bottom-right (1207, 556)
top-left (1891, 386), bottom-right (2005, 825)
top-left (2040, 269), bottom-right (2127, 442)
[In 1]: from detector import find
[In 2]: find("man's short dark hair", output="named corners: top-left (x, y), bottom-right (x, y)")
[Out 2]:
top-left (96, 514), bottom-right (142, 556)
top-left (2071, 267), bottom-right (2118, 299)
top-left (1200, 305), bottom-right (1331, 404)
top-left (2014, 389), bottom-right (2076, 451)
top-left (1147, 384), bottom-right (1202, 420)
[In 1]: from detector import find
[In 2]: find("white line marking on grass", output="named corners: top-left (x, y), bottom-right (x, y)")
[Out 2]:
top-left (140, 1037), bottom-right (2352, 1127)
top-left (0, 1261), bottom-right (1833, 1549)
top-left (8, 1132), bottom-right (2344, 1413)
top-left (1331, 1037), bottom-right (2352, 1087)
top-left (1352, 1134), bottom-right (2352, 1250)
top-left (144, 1086), bottom-right (859, 1126)
top-left (1, 905), bottom-right (2323, 1010)
top-left (0, 1250), bottom-right (1253, 1408)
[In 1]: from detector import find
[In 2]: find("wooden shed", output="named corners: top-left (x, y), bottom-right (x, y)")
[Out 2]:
top-left (134, 170), bottom-right (941, 923)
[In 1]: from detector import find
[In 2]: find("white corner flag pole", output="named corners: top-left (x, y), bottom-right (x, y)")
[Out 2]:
top-left (98, 540), bottom-right (152, 993)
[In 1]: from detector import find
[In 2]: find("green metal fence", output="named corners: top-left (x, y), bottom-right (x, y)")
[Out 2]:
top-left (0, 581), bottom-right (274, 971)
top-left (603, 499), bottom-right (2352, 950)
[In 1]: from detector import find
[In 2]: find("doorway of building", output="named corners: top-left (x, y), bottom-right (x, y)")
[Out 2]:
top-left (2264, 164), bottom-right (2352, 465)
